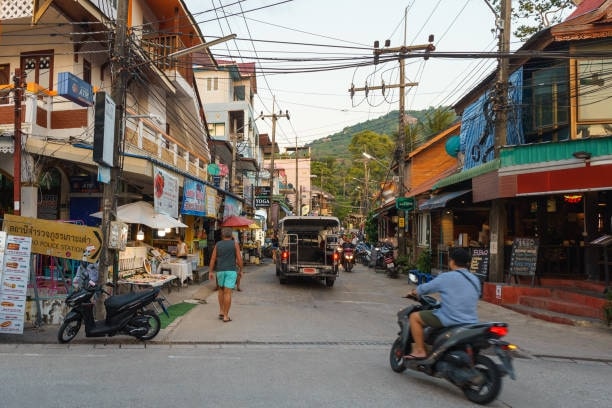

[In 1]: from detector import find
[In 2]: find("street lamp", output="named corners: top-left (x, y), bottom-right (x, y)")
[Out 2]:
top-left (362, 152), bottom-right (388, 168)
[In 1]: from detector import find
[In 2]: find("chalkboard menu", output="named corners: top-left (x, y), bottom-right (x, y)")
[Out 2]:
top-left (469, 247), bottom-right (489, 281)
top-left (509, 237), bottom-right (539, 277)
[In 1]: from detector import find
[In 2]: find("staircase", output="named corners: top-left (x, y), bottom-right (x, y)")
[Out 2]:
top-left (483, 279), bottom-right (609, 327)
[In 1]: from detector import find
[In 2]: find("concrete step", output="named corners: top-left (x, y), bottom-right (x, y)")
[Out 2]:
top-left (502, 303), bottom-right (605, 327)
top-left (518, 295), bottom-right (603, 320)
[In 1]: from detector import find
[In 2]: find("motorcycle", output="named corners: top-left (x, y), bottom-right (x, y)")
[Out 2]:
top-left (339, 243), bottom-right (355, 272)
top-left (57, 263), bottom-right (169, 344)
top-left (373, 242), bottom-right (396, 277)
top-left (389, 293), bottom-right (517, 405)
top-left (354, 242), bottom-right (371, 266)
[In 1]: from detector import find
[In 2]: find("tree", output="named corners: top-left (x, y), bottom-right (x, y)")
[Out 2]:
top-left (423, 107), bottom-right (457, 136)
top-left (490, 0), bottom-right (576, 41)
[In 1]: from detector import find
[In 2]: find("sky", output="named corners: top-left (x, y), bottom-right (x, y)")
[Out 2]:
top-left (181, 0), bottom-right (563, 150)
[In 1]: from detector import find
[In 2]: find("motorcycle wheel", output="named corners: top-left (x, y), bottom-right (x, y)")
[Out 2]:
top-left (135, 310), bottom-right (161, 341)
top-left (462, 354), bottom-right (502, 405)
top-left (389, 337), bottom-right (409, 373)
top-left (57, 316), bottom-right (82, 344)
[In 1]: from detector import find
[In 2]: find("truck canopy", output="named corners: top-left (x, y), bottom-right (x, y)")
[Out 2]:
top-left (278, 216), bottom-right (341, 232)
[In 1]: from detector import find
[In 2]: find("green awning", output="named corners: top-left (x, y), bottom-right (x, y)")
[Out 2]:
top-left (433, 159), bottom-right (500, 189)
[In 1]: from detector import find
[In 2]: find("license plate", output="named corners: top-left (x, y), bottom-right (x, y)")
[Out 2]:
top-left (387, 263), bottom-right (394, 268)
top-left (302, 268), bottom-right (317, 274)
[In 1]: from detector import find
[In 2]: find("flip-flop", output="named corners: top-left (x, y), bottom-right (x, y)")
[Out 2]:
top-left (218, 314), bottom-right (224, 320)
top-left (223, 317), bottom-right (232, 323)
top-left (404, 354), bottom-right (426, 360)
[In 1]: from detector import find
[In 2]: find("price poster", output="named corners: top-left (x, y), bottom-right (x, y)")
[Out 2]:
top-left (0, 234), bottom-right (33, 334)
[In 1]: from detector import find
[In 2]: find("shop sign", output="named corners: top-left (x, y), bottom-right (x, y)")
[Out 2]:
top-left (2, 214), bottom-right (102, 262)
top-left (57, 72), bottom-right (94, 107)
top-left (0, 233), bottom-right (32, 334)
top-left (396, 197), bottom-right (415, 211)
top-left (206, 186), bottom-right (217, 217)
top-left (254, 185), bottom-right (271, 208)
top-left (182, 179), bottom-right (206, 216)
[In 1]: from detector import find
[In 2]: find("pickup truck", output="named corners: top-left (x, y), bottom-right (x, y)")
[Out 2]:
top-left (275, 215), bottom-right (341, 287)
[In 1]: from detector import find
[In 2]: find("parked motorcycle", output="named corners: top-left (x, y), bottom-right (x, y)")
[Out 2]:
top-left (389, 293), bottom-right (517, 405)
top-left (354, 242), bottom-right (371, 266)
top-left (57, 264), bottom-right (168, 344)
top-left (373, 242), bottom-right (396, 277)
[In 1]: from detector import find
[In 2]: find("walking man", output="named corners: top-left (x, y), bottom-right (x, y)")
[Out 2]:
top-left (208, 228), bottom-right (243, 322)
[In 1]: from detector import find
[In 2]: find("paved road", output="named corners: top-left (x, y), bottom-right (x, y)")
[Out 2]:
top-left (1, 262), bottom-right (611, 408)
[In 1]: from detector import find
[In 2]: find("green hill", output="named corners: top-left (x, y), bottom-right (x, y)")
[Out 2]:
top-left (308, 109), bottom-right (430, 160)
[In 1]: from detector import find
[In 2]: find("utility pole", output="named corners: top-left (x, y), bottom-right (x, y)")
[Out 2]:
top-left (12, 68), bottom-right (23, 216)
top-left (348, 24), bottom-right (434, 258)
top-left (489, 0), bottom-right (511, 282)
top-left (261, 96), bottom-right (289, 226)
top-left (99, 0), bottom-right (129, 289)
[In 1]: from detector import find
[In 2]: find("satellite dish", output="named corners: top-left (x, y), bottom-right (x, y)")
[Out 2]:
top-left (445, 136), bottom-right (460, 157)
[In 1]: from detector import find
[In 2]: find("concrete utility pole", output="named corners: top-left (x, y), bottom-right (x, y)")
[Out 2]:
top-left (348, 23), bottom-right (434, 258)
top-left (261, 96), bottom-right (289, 225)
top-left (99, 0), bottom-right (129, 288)
top-left (489, 0), bottom-right (511, 282)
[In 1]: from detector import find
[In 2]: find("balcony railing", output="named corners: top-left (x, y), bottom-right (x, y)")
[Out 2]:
top-left (141, 34), bottom-right (193, 87)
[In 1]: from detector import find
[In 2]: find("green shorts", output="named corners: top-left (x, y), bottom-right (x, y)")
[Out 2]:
top-left (418, 310), bottom-right (443, 328)
top-left (216, 271), bottom-right (237, 289)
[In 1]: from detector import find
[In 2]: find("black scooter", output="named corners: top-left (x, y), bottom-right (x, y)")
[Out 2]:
top-left (57, 266), bottom-right (168, 344)
top-left (389, 294), bottom-right (517, 405)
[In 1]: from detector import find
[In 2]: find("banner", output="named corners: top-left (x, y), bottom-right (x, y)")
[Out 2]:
top-left (153, 166), bottom-right (179, 218)
top-left (0, 234), bottom-right (32, 334)
top-left (182, 179), bottom-right (206, 216)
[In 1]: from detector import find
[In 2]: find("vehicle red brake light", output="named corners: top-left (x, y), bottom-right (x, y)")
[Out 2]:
top-left (281, 251), bottom-right (289, 260)
top-left (489, 325), bottom-right (508, 337)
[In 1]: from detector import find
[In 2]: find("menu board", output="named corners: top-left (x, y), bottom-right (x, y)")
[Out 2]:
top-left (509, 237), bottom-right (539, 277)
top-left (0, 234), bottom-right (32, 334)
top-left (469, 247), bottom-right (489, 281)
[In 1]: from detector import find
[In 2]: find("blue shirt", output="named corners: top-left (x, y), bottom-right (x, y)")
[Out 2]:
top-left (416, 268), bottom-right (480, 326)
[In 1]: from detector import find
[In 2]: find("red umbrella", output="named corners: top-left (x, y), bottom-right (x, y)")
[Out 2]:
top-left (221, 215), bottom-right (256, 229)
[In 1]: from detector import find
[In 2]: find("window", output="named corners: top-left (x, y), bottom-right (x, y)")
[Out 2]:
top-left (417, 212), bottom-right (431, 247)
top-left (577, 58), bottom-right (612, 123)
top-left (207, 77), bottom-right (218, 91)
top-left (207, 123), bottom-right (225, 137)
top-left (531, 63), bottom-right (568, 133)
top-left (234, 85), bottom-right (245, 101)
top-left (83, 59), bottom-right (91, 84)
top-left (21, 50), bottom-right (54, 91)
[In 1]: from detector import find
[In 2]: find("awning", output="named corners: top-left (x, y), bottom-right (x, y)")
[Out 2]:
top-left (419, 189), bottom-right (471, 211)
top-left (432, 160), bottom-right (500, 190)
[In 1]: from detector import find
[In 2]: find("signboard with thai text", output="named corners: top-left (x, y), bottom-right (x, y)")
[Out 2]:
top-left (0, 234), bottom-right (32, 334)
top-left (2, 214), bottom-right (102, 262)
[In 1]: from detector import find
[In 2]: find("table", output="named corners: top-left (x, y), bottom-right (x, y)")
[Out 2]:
top-left (117, 274), bottom-right (177, 293)
top-left (157, 259), bottom-right (193, 285)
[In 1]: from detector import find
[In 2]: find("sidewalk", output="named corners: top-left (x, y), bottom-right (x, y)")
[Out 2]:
top-left (1, 263), bottom-right (610, 362)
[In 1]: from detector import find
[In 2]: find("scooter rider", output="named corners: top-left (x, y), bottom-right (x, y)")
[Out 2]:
top-left (406, 247), bottom-right (481, 360)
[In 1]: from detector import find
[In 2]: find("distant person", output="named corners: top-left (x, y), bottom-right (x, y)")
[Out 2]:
top-left (209, 228), bottom-right (243, 322)
top-left (176, 236), bottom-right (188, 258)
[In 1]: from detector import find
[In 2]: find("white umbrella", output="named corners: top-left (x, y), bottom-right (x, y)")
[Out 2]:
top-left (90, 201), bottom-right (187, 229)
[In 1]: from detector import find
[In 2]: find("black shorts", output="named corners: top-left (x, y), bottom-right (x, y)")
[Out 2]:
top-left (418, 310), bottom-right (443, 328)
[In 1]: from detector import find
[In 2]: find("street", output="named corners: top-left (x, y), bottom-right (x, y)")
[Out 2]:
top-left (1, 262), bottom-right (610, 408)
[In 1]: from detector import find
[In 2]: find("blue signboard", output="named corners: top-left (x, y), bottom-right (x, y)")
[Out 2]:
top-left (57, 72), bottom-right (94, 107)
top-left (181, 179), bottom-right (206, 216)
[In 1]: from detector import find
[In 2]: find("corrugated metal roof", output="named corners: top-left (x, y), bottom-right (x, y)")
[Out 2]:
top-left (433, 160), bottom-right (500, 189)
top-left (501, 138), bottom-right (612, 166)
